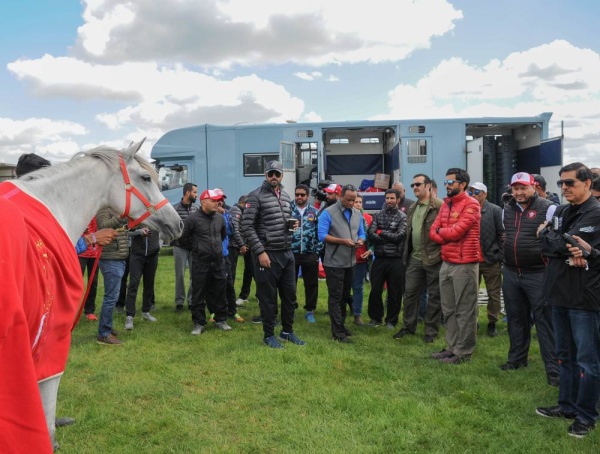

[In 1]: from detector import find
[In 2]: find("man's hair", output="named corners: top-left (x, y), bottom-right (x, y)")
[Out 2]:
top-left (16, 153), bottom-right (51, 177)
top-left (413, 174), bottom-right (431, 185)
top-left (182, 182), bottom-right (197, 195)
top-left (295, 184), bottom-right (309, 194)
top-left (559, 162), bottom-right (593, 182)
top-left (591, 177), bottom-right (600, 191)
top-left (431, 179), bottom-right (437, 189)
top-left (341, 184), bottom-right (358, 197)
top-left (446, 168), bottom-right (470, 186)
top-left (238, 194), bottom-right (247, 204)
top-left (385, 189), bottom-right (400, 198)
top-left (533, 174), bottom-right (547, 190)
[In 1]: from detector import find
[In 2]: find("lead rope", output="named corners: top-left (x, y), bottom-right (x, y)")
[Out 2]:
top-left (72, 246), bottom-right (102, 331)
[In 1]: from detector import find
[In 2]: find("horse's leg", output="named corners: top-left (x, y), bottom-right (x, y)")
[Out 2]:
top-left (38, 374), bottom-right (62, 451)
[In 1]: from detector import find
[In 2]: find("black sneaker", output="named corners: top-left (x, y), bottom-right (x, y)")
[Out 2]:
top-left (500, 361), bottom-right (527, 370)
top-left (423, 335), bottom-right (436, 343)
top-left (175, 305), bottom-right (184, 313)
top-left (487, 323), bottom-right (498, 337)
top-left (535, 406), bottom-right (576, 420)
top-left (568, 420), bottom-right (595, 438)
top-left (252, 316), bottom-right (263, 324)
top-left (392, 328), bottom-right (414, 340)
top-left (332, 336), bottom-right (353, 344)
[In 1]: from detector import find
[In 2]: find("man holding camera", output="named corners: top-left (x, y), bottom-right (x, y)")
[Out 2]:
top-left (536, 163), bottom-right (600, 439)
top-left (500, 172), bottom-right (558, 386)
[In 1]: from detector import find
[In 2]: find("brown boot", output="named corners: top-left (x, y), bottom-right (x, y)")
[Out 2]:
top-left (354, 315), bottom-right (365, 326)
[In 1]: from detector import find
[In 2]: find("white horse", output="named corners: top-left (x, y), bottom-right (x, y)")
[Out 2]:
top-left (0, 141), bottom-right (182, 453)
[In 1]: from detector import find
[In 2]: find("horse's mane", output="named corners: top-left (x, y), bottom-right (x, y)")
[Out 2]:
top-left (19, 145), bottom-right (159, 185)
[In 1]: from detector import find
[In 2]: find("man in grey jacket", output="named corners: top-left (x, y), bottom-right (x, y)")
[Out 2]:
top-left (318, 184), bottom-right (366, 343)
top-left (468, 182), bottom-right (504, 337)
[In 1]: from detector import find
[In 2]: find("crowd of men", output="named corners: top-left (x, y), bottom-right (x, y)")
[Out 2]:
top-left (18, 152), bottom-right (599, 442)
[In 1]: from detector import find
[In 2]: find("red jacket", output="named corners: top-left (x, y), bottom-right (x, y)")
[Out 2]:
top-left (429, 191), bottom-right (481, 264)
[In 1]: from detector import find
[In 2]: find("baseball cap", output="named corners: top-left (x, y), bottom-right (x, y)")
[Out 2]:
top-left (266, 161), bottom-right (283, 173)
top-left (511, 172), bottom-right (534, 186)
top-left (470, 182), bottom-right (487, 193)
top-left (213, 188), bottom-right (226, 199)
top-left (324, 183), bottom-right (342, 195)
top-left (532, 174), bottom-right (547, 190)
top-left (200, 189), bottom-right (221, 200)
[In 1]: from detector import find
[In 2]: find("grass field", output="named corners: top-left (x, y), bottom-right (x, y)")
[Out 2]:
top-left (56, 251), bottom-right (598, 453)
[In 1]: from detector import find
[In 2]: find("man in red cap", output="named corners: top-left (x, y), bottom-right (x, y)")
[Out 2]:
top-left (500, 172), bottom-right (559, 386)
top-left (179, 189), bottom-right (231, 335)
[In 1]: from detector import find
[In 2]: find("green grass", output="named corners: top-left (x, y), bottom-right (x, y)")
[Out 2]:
top-left (57, 251), bottom-right (599, 453)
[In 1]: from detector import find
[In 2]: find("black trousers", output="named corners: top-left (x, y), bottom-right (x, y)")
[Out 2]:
top-left (229, 246), bottom-right (254, 300)
top-left (191, 258), bottom-right (227, 326)
top-left (125, 253), bottom-right (159, 317)
top-left (79, 257), bottom-right (99, 314)
top-left (324, 266), bottom-right (354, 339)
top-left (294, 252), bottom-right (319, 312)
top-left (502, 268), bottom-right (558, 375)
top-left (368, 257), bottom-right (405, 326)
top-left (253, 250), bottom-right (297, 338)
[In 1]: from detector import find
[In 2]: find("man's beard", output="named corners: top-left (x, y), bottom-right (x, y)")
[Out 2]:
top-left (447, 187), bottom-right (461, 197)
top-left (190, 196), bottom-right (197, 203)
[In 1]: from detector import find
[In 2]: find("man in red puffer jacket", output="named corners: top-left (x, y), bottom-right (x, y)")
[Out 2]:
top-left (429, 168), bottom-right (481, 364)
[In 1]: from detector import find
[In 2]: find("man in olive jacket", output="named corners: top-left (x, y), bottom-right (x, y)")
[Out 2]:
top-left (395, 174), bottom-right (442, 343)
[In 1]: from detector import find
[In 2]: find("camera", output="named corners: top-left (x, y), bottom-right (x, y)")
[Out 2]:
top-left (312, 179), bottom-right (334, 202)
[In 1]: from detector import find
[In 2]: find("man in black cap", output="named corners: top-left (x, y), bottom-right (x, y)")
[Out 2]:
top-left (533, 174), bottom-right (560, 204)
top-left (242, 161), bottom-right (305, 348)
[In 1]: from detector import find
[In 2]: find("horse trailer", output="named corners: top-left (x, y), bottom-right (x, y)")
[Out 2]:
top-left (152, 113), bottom-right (562, 209)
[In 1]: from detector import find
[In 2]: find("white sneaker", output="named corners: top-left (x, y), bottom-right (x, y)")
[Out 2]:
top-left (215, 321), bottom-right (232, 331)
top-left (142, 312), bottom-right (157, 322)
top-left (235, 298), bottom-right (248, 307)
top-left (191, 324), bottom-right (204, 335)
top-left (125, 316), bottom-right (134, 330)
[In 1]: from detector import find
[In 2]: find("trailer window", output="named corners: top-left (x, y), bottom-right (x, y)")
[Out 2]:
top-left (360, 138), bottom-right (380, 143)
top-left (243, 153), bottom-right (279, 176)
top-left (408, 125), bottom-right (426, 134)
top-left (407, 139), bottom-right (427, 163)
top-left (158, 165), bottom-right (188, 191)
top-left (299, 143), bottom-right (318, 165)
top-left (330, 138), bottom-right (349, 144)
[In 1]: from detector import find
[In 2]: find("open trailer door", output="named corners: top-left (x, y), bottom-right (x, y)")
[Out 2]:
top-left (539, 136), bottom-right (563, 196)
top-left (280, 141), bottom-right (296, 194)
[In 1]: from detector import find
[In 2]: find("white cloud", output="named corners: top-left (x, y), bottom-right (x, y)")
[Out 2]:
top-left (72, 0), bottom-right (463, 67)
top-left (380, 40), bottom-right (600, 165)
top-left (294, 71), bottom-right (326, 81)
top-left (0, 118), bottom-right (87, 163)
top-left (303, 111), bottom-right (323, 122)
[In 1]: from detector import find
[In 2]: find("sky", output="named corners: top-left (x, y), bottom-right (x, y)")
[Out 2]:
top-left (1, 0), bottom-right (599, 168)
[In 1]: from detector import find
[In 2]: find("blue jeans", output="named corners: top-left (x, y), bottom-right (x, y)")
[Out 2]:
top-left (552, 307), bottom-right (600, 425)
top-left (352, 262), bottom-right (368, 316)
top-left (98, 259), bottom-right (126, 337)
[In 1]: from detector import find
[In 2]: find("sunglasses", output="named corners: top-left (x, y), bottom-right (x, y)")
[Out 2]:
top-left (467, 189), bottom-right (482, 196)
top-left (295, 193), bottom-right (307, 197)
top-left (410, 182), bottom-right (425, 188)
top-left (557, 179), bottom-right (577, 188)
top-left (444, 179), bottom-right (460, 186)
top-left (267, 170), bottom-right (282, 177)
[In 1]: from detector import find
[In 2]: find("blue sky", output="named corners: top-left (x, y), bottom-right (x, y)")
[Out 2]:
top-left (1, 0), bottom-right (599, 167)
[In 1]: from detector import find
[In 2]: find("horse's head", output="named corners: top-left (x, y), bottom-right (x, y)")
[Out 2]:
top-left (102, 141), bottom-right (183, 243)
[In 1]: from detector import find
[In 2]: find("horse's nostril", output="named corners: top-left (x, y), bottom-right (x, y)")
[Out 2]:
top-left (179, 220), bottom-right (184, 230)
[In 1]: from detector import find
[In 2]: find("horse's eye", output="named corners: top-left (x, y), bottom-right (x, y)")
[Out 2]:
top-left (142, 175), bottom-right (152, 182)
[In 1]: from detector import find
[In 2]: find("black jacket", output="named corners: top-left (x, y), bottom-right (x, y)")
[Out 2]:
top-left (540, 196), bottom-right (600, 311)
top-left (368, 206), bottom-right (407, 258)
top-left (503, 194), bottom-right (552, 272)
top-left (242, 180), bottom-right (293, 255)
top-left (172, 199), bottom-right (199, 249)
top-left (130, 228), bottom-right (160, 256)
top-left (180, 208), bottom-right (226, 265)
top-left (480, 200), bottom-right (504, 264)
top-left (228, 203), bottom-right (245, 249)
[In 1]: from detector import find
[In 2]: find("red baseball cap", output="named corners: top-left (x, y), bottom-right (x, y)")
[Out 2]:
top-left (510, 172), bottom-right (534, 186)
top-left (324, 183), bottom-right (342, 195)
top-left (213, 188), bottom-right (226, 199)
top-left (200, 189), bottom-right (221, 200)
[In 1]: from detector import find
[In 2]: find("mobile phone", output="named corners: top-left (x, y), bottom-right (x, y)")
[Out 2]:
top-left (551, 216), bottom-right (559, 230)
top-left (562, 233), bottom-right (590, 257)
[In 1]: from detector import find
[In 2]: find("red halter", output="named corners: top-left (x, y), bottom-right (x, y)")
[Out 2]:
top-left (118, 153), bottom-right (169, 230)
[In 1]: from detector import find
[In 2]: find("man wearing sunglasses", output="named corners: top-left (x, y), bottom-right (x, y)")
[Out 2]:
top-left (395, 174), bottom-right (442, 343)
top-left (429, 168), bottom-right (481, 364)
top-left (242, 161), bottom-right (305, 349)
top-left (290, 184), bottom-right (323, 324)
top-left (467, 182), bottom-right (504, 338)
top-left (500, 172), bottom-right (558, 386)
top-left (536, 163), bottom-right (600, 438)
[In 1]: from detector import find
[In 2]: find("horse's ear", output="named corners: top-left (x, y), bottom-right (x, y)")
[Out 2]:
top-left (123, 138), bottom-right (147, 160)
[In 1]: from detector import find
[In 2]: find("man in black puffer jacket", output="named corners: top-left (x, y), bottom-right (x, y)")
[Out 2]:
top-left (367, 189), bottom-right (407, 329)
top-left (242, 161), bottom-right (306, 349)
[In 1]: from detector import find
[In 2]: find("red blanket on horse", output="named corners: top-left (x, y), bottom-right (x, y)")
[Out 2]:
top-left (0, 182), bottom-right (83, 453)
